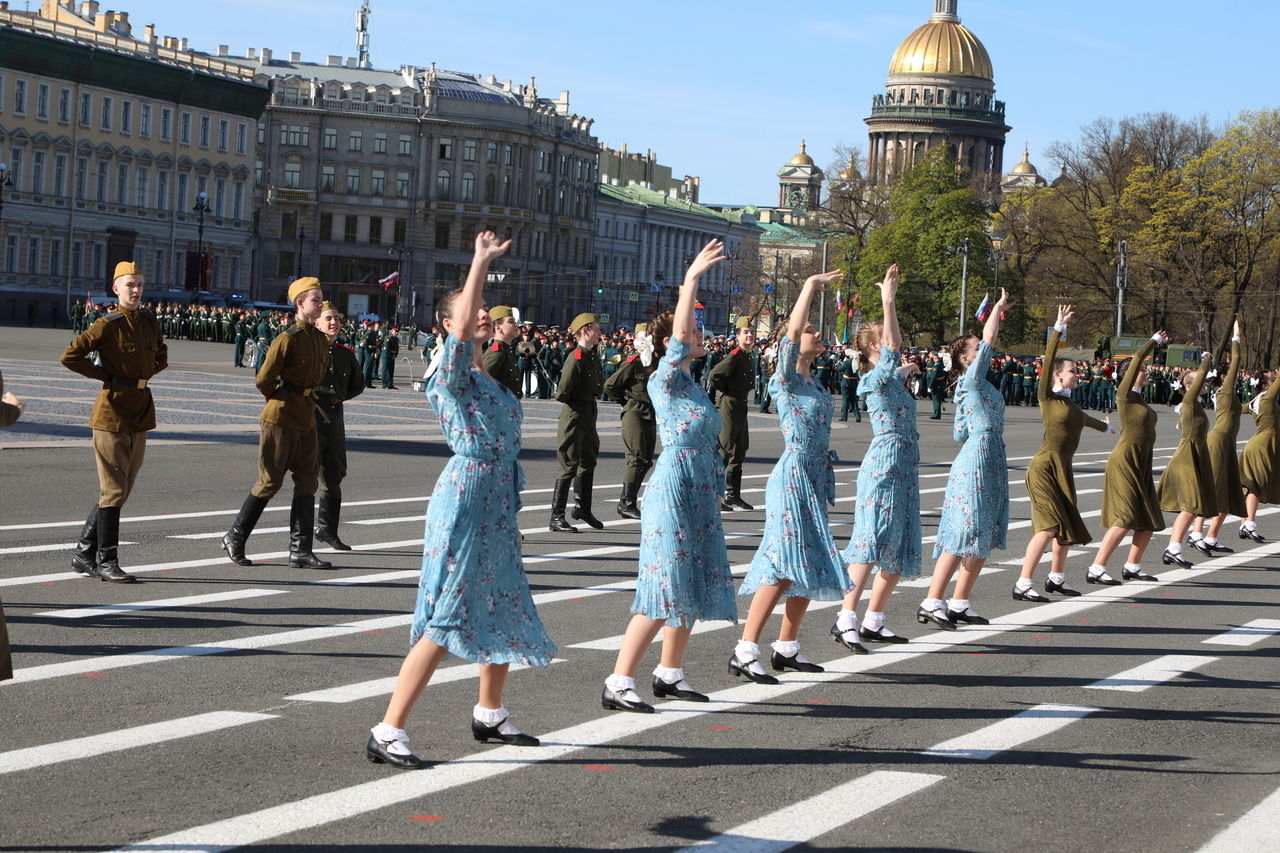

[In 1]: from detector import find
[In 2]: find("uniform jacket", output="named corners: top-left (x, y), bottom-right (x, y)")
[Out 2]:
top-left (556, 345), bottom-right (603, 409)
top-left (60, 306), bottom-right (167, 432)
top-left (604, 353), bottom-right (654, 419)
top-left (255, 320), bottom-right (330, 431)
top-left (483, 338), bottom-right (522, 397)
top-left (709, 348), bottom-right (753, 407)
top-left (315, 342), bottom-right (365, 430)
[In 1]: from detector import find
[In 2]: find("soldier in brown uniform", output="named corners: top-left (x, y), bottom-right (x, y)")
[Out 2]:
top-left (1, 371), bottom-right (23, 680)
top-left (482, 306), bottom-right (523, 397)
top-left (550, 312), bottom-right (604, 532)
top-left (61, 261), bottom-right (168, 583)
top-left (709, 316), bottom-right (757, 510)
top-left (604, 322), bottom-right (656, 519)
top-left (314, 302), bottom-right (366, 551)
top-left (221, 277), bottom-right (332, 569)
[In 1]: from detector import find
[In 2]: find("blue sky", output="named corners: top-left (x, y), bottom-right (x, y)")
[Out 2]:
top-left (107, 0), bottom-right (1276, 205)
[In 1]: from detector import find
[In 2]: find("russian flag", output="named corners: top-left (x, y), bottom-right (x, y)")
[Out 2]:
top-left (834, 290), bottom-right (844, 312)
top-left (379, 271), bottom-right (400, 291)
top-left (974, 293), bottom-right (991, 322)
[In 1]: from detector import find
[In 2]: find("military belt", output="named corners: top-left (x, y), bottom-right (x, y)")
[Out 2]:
top-left (106, 375), bottom-right (147, 390)
top-left (276, 381), bottom-right (314, 397)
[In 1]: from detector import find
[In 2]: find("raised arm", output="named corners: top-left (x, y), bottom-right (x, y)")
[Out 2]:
top-left (1119, 332), bottom-right (1166, 399)
top-left (1185, 349), bottom-right (1213, 401)
top-left (453, 231), bottom-right (511, 342)
top-left (787, 271), bottom-right (844, 342)
top-left (878, 264), bottom-right (901, 351)
top-left (1222, 318), bottom-right (1242, 392)
top-left (981, 287), bottom-right (1012, 348)
top-left (1040, 304), bottom-right (1073, 405)
top-left (675, 240), bottom-right (724, 343)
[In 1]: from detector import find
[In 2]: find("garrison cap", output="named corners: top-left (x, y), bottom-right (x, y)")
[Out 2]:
top-left (569, 312), bottom-right (600, 334)
top-left (287, 277), bottom-right (321, 302)
top-left (489, 306), bottom-right (515, 321)
top-left (319, 300), bottom-right (342, 318)
top-left (734, 316), bottom-right (753, 331)
top-left (112, 261), bottom-right (142, 280)
top-left (633, 323), bottom-right (648, 335)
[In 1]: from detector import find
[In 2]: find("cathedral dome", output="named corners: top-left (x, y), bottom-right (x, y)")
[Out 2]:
top-left (1010, 148), bottom-right (1038, 175)
top-left (888, 2), bottom-right (993, 79)
top-left (789, 140), bottom-right (815, 166)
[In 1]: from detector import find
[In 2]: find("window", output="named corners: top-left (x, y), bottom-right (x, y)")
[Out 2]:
top-left (120, 100), bottom-right (132, 134)
top-left (345, 168), bottom-right (360, 194)
top-left (180, 111), bottom-right (192, 144)
top-left (436, 169), bottom-right (450, 198)
top-left (236, 122), bottom-right (247, 154)
top-left (36, 83), bottom-right (49, 119)
top-left (368, 217), bottom-right (382, 244)
top-left (160, 107), bottom-right (172, 140)
top-left (280, 124), bottom-right (309, 146)
top-left (537, 150), bottom-right (546, 172)
top-left (95, 160), bottom-right (108, 201)
top-left (343, 215), bottom-right (358, 242)
top-left (348, 131), bottom-right (362, 152)
top-left (257, 123), bottom-right (265, 144)
top-left (27, 237), bottom-right (40, 274)
top-left (50, 238), bottom-right (63, 277)
top-left (434, 222), bottom-right (450, 249)
top-left (214, 178), bottom-right (225, 217)
top-left (283, 161), bottom-right (301, 189)
top-left (75, 157), bottom-right (88, 199)
top-left (196, 174), bottom-right (208, 200)
top-left (393, 218), bottom-right (406, 245)
top-left (484, 173), bottom-right (495, 204)
top-left (93, 243), bottom-right (104, 279)
top-left (281, 210), bottom-right (298, 239)
top-left (3, 236), bottom-right (15, 273)
top-left (483, 141), bottom-right (497, 163)
top-left (100, 95), bottom-right (112, 129)
top-left (156, 170), bottom-right (168, 210)
top-left (72, 242), bottom-right (83, 277)
top-left (176, 173), bottom-right (188, 210)
top-left (79, 92), bottom-right (92, 126)
top-left (232, 180), bottom-right (244, 219)
top-left (116, 164), bottom-right (128, 204)
top-left (140, 103), bottom-right (152, 137)
top-left (373, 133), bottom-right (387, 154)
top-left (277, 251), bottom-right (296, 278)
top-left (502, 174), bottom-right (511, 205)
top-left (135, 167), bottom-right (148, 208)
top-left (323, 128), bottom-right (337, 149)
top-left (396, 171), bottom-right (410, 198)
top-left (254, 159), bottom-right (263, 186)
top-left (319, 212), bottom-right (333, 239)
top-left (199, 115), bottom-right (210, 147)
top-left (54, 154), bottom-right (67, 197)
top-left (462, 140), bottom-right (477, 161)
top-left (398, 134), bottom-right (412, 155)
top-left (14, 79), bottom-right (27, 115)
top-left (153, 249), bottom-right (164, 283)
top-left (438, 137), bottom-right (452, 159)
top-left (31, 151), bottom-right (44, 195)
top-left (370, 169), bottom-right (385, 195)
top-left (321, 165), bottom-right (335, 192)
top-left (217, 119), bottom-right (229, 151)
top-left (504, 144), bottom-right (513, 166)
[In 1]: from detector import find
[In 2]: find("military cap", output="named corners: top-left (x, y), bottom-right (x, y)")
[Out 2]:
top-left (634, 323), bottom-right (648, 335)
top-left (734, 316), bottom-right (753, 331)
top-left (319, 300), bottom-right (342, 318)
top-left (287, 277), bottom-right (321, 302)
top-left (112, 260), bottom-right (142, 281)
top-left (569, 312), bottom-right (599, 334)
top-left (489, 306), bottom-right (515, 321)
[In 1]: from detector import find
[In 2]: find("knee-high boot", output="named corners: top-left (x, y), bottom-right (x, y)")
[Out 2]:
top-left (72, 507), bottom-right (99, 576)
top-left (315, 493), bottom-right (351, 551)
top-left (549, 477), bottom-right (577, 533)
top-left (616, 480), bottom-right (642, 520)
top-left (571, 471), bottom-right (605, 529)
top-left (725, 470), bottom-right (754, 511)
top-left (289, 494), bottom-right (332, 569)
top-left (222, 493), bottom-right (268, 566)
top-left (95, 506), bottom-right (136, 583)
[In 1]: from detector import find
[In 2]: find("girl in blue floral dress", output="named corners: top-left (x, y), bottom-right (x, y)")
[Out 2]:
top-left (918, 288), bottom-right (1013, 631)
top-left (731, 271), bottom-right (849, 683)
top-left (603, 240), bottom-right (738, 713)
top-left (366, 232), bottom-right (556, 770)
top-left (833, 264), bottom-right (922, 650)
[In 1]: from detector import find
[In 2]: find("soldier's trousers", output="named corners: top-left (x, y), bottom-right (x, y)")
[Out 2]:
top-left (557, 403), bottom-right (599, 478)
top-left (362, 352), bottom-right (378, 386)
top-left (251, 421), bottom-right (319, 500)
top-left (0, 596), bottom-right (11, 682)
top-left (840, 382), bottom-right (860, 421)
top-left (621, 411), bottom-right (656, 483)
top-left (316, 418), bottom-right (347, 503)
top-left (233, 338), bottom-right (245, 366)
top-left (93, 429), bottom-right (147, 507)
top-left (717, 397), bottom-right (749, 477)
top-left (380, 356), bottom-right (395, 388)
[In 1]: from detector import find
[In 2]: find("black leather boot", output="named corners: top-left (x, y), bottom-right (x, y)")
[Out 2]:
top-left (289, 495), bottom-right (332, 568)
top-left (726, 470), bottom-right (754, 511)
top-left (94, 506), bottom-right (136, 583)
top-left (571, 471), bottom-right (605, 529)
top-left (616, 480), bottom-right (642, 520)
top-left (549, 477), bottom-right (577, 532)
top-left (221, 493), bottom-right (268, 566)
top-left (314, 493), bottom-right (352, 551)
top-left (71, 507), bottom-right (99, 576)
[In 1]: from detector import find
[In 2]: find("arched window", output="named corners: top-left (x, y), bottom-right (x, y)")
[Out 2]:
top-left (436, 169), bottom-right (451, 199)
top-left (484, 173), bottom-right (496, 204)
top-left (461, 171), bottom-right (475, 201)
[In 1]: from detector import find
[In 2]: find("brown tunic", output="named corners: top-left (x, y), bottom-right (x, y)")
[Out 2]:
top-left (1025, 330), bottom-right (1108, 545)
top-left (1157, 354), bottom-right (1217, 516)
top-left (255, 320), bottom-right (330, 432)
top-left (1101, 338), bottom-right (1164, 531)
top-left (60, 306), bottom-right (168, 432)
top-left (1240, 374), bottom-right (1280, 503)
top-left (1207, 339), bottom-right (1247, 518)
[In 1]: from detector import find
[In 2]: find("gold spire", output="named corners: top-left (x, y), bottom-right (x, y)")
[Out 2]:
top-left (1010, 145), bottom-right (1038, 175)
top-left (789, 139), bottom-right (815, 166)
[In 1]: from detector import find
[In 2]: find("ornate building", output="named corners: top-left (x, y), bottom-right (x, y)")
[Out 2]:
top-left (776, 140), bottom-right (823, 210)
top-left (865, 0), bottom-right (1009, 192)
top-left (1000, 146), bottom-right (1047, 191)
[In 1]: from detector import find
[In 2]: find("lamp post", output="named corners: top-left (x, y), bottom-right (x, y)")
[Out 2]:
top-left (295, 227), bottom-right (306, 278)
top-left (1114, 239), bottom-right (1128, 337)
top-left (957, 236), bottom-right (971, 338)
top-left (387, 244), bottom-right (412, 326)
top-left (0, 162), bottom-right (12, 220)
top-left (193, 190), bottom-right (211, 290)
top-left (723, 248), bottom-right (739, 332)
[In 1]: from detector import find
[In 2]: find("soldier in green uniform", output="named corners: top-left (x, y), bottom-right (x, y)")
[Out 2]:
top-left (232, 311), bottom-right (248, 367)
top-left (604, 322), bottom-right (656, 519)
top-left (837, 349), bottom-right (861, 422)
top-left (1022, 358), bottom-right (1037, 407)
top-left (313, 302), bottom-right (366, 551)
top-left (481, 306), bottom-right (523, 396)
top-left (536, 338), bottom-right (560, 399)
top-left (551, 312), bottom-right (604, 532)
top-left (380, 326), bottom-right (400, 389)
top-left (60, 261), bottom-right (168, 583)
top-left (221, 277), bottom-right (333, 569)
top-left (362, 321), bottom-right (382, 388)
top-left (926, 353), bottom-right (946, 419)
top-left (70, 299), bottom-right (85, 334)
top-left (252, 313), bottom-right (271, 372)
top-left (709, 316), bottom-right (756, 510)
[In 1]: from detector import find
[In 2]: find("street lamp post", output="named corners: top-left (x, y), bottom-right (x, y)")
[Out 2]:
top-left (957, 236), bottom-right (971, 338)
top-left (1115, 239), bottom-right (1128, 337)
top-left (387, 244), bottom-right (412, 327)
top-left (193, 190), bottom-right (211, 291)
top-left (295, 227), bottom-right (306, 278)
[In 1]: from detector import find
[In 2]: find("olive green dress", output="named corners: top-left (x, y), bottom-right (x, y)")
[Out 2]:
top-left (1240, 375), bottom-right (1280, 503)
top-left (1026, 330), bottom-right (1109, 545)
top-left (1101, 338), bottom-right (1164, 531)
top-left (1157, 355), bottom-right (1217, 516)
top-left (1206, 338), bottom-right (1247, 518)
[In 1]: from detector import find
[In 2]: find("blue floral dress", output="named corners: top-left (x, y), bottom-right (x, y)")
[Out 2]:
top-left (841, 346), bottom-right (921, 576)
top-left (632, 337), bottom-right (737, 624)
top-left (741, 337), bottom-right (847, 600)
top-left (933, 341), bottom-right (1008, 559)
top-left (410, 334), bottom-right (556, 666)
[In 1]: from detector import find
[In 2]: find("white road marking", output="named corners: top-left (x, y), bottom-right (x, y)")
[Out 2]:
top-left (920, 703), bottom-right (1098, 761)
top-left (284, 659), bottom-right (565, 704)
top-left (1084, 654), bottom-right (1219, 693)
top-left (38, 588), bottom-right (287, 619)
top-left (1201, 619), bottom-right (1280, 647)
top-left (0, 541), bottom-right (137, 555)
top-left (1196, 783), bottom-right (1280, 853)
top-left (0, 712), bottom-right (276, 776)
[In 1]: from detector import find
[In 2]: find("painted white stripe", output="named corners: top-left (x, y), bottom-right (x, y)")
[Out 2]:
top-left (1084, 654), bottom-right (1219, 693)
top-left (1197, 783), bottom-right (1280, 853)
top-left (921, 703), bottom-right (1098, 761)
top-left (0, 712), bottom-right (276, 776)
top-left (673, 771), bottom-right (945, 853)
top-left (170, 526), bottom-right (291, 540)
top-left (0, 541), bottom-right (136, 555)
top-left (38, 589), bottom-right (287, 620)
top-left (1202, 619), bottom-right (1280, 647)
top-left (285, 659), bottom-right (565, 704)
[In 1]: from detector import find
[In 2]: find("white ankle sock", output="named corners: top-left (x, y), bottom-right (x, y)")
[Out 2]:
top-left (1242, 521), bottom-right (1257, 532)
top-left (1048, 572), bottom-right (1065, 584)
top-left (771, 640), bottom-right (800, 657)
top-left (863, 611), bottom-right (885, 632)
top-left (836, 609), bottom-right (859, 631)
top-left (472, 704), bottom-right (507, 726)
top-left (1087, 563), bottom-right (1106, 577)
top-left (1123, 562), bottom-right (1143, 573)
top-left (653, 665), bottom-right (684, 684)
top-left (1167, 542), bottom-right (1182, 555)
top-left (1205, 537), bottom-right (1220, 546)
top-left (734, 640), bottom-right (760, 660)
top-left (920, 597), bottom-right (944, 611)
top-left (947, 598), bottom-right (970, 612)
top-left (1189, 531), bottom-right (1204, 541)
top-left (370, 723), bottom-right (412, 755)
top-left (605, 673), bottom-right (636, 694)
top-left (1014, 578), bottom-right (1032, 592)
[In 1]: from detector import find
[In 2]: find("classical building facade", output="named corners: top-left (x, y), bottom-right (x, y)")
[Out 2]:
top-left (227, 48), bottom-right (598, 325)
top-left (0, 2), bottom-right (268, 324)
top-left (865, 0), bottom-right (1010, 192)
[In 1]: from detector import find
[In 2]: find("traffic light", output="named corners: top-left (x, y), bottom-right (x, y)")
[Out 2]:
top-left (595, 285), bottom-right (605, 295)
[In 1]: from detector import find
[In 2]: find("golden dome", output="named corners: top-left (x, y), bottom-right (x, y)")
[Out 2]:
top-left (839, 163), bottom-right (858, 181)
top-left (889, 18), bottom-right (993, 79)
top-left (789, 139), bottom-right (815, 166)
top-left (1010, 147), bottom-right (1038, 175)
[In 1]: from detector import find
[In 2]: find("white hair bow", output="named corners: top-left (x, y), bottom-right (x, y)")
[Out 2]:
top-left (635, 331), bottom-right (654, 367)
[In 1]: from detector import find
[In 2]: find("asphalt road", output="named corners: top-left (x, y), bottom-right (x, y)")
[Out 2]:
top-left (1, 325), bottom-right (1277, 853)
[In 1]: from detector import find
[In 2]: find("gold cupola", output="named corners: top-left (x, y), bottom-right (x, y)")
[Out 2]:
top-left (789, 139), bottom-right (815, 166)
top-left (888, 0), bottom-right (993, 79)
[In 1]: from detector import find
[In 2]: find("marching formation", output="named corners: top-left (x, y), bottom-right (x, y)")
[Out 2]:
top-left (4, 239), bottom-right (1277, 776)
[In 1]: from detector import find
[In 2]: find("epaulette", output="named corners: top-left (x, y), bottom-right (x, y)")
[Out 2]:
top-left (337, 343), bottom-right (355, 355)
top-left (574, 349), bottom-right (583, 360)
top-left (731, 347), bottom-right (741, 356)
top-left (285, 325), bottom-right (303, 336)
top-left (490, 341), bottom-right (501, 352)
top-left (104, 311), bottom-right (124, 322)
top-left (139, 307), bottom-right (157, 320)
top-left (626, 354), bottom-right (638, 363)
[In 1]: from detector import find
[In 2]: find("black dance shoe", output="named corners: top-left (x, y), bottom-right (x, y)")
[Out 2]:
top-left (1122, 567), bottom-right (1159, 581)
top-left (770, 650), bottom-right (824, 673)
top-left (1012, 586), bottom-right (1050, 603)
top-left (916, 606), bottom-right (957, 630)
top-left (365, 735), bottom-right (427, 770)
top-left (1085, 571), bottom-right (1122, 586)
top-left (728, 655), bottom-right (780, 684)
top-left (1044, 578), bottom-right (1082, 596)
top-left (1161, 549), bottom-right (1194, 568)
top-left (946, 607), bottom-right (990, 625)
top-left (1205, 541), bottom-right (1235, 553)
top-left (859, 625), bottom-right (909, 644)
top-left (471, 717), bottom-right (539, 747)
top-left (829, 623), bottom-right (869, 655)
top-left (601, 685), bottom-right (655, 713)
top-left (1190, 538), bottom-right (1214, 556)
top-left (652, 676), bottom-right (710, 702)
top-left (1239, 527), bottom-right (1266, 543)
